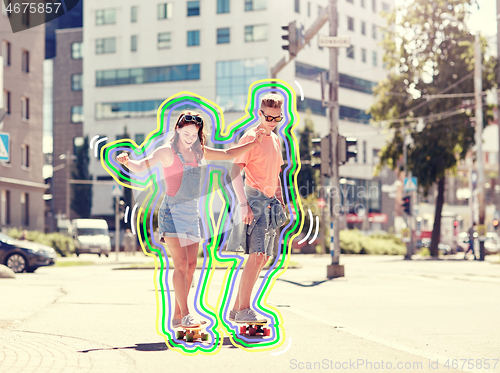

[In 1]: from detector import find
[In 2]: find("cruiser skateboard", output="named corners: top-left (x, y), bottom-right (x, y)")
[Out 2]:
top-left (238, 321), bottom-right (270, 336)
top-left (175, 325), bottom-right (209, 342)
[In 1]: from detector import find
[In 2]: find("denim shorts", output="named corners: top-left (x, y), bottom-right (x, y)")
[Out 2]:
top-left (245, 208), bottom-right (276, 256)
top-left (158, 195), bottom-right (201, 242)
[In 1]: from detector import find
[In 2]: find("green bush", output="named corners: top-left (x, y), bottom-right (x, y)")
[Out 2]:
top-left (6, 228), bottom-right (74, 257)
top-left (337, 229), bottom-right (406, 255)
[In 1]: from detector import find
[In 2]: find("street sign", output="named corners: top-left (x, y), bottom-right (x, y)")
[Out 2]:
top-left (111, 185), bottom-right (122, 197)
top-left (0, 132), bottom-right (9, 162)
top-left (476, 224), bottom-right (487, 240)
top-left (401, 228), bottom-right (411, 243)
top-left (404, 177), bottom-right (418, 192)
top-left (318, 35), bottom-right (351, 48)
top-left (318, 198), bottom-right (326, 209)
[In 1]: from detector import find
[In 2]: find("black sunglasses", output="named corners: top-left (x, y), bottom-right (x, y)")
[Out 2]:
top-left (181, 114), bottom-right (203, 124)
top-left (260, 110), bottom-right (283, 122)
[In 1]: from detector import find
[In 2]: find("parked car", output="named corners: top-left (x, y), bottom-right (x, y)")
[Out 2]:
top-left (0, 233), bottom-right (57, 273)
top-left (484, 232), bottom-right (500, 255)
top-left (420, 238), bottom-right (452, 255)
top-left (72, 219), bottom-right (111, 257)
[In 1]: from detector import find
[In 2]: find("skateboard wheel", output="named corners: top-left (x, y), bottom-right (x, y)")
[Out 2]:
top-left (263, 328), bottom-right (271, 336)
top-left (201, 333), bottom-right (209, 341)
top-left (249, 327), bottom-right (257, 336)
top-left (186, 332), bottom-right (194, 342)
top-left (176, 331), bottom-right (185, 339)
top-left (239, 326), bottom-right (247, 334)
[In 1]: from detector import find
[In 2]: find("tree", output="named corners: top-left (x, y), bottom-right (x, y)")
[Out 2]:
top-left (369, 0), bottom-right (497, 257)
top-left (71, 136), bottom-right (93, 218)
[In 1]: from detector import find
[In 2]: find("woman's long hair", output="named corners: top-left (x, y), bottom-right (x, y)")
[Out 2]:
top-left (170, 110), bottom-right (206, 162)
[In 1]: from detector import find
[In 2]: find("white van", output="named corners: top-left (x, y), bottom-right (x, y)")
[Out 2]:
top-left (72, 219), bottom-right (111, 257)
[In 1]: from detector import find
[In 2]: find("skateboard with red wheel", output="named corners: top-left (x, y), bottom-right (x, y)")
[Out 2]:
top-left (175, 325), bottom-right (209, 342)
top-left (238, 321), bottom-right (271, 336)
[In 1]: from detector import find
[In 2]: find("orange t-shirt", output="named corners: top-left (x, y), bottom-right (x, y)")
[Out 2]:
top-left (234, 129), bottom-right (284, 198)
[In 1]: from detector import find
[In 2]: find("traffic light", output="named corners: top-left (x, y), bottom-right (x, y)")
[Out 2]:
top-left (311, 135), bottom-right (331, 176)
top-left (402, 196), bottom-right (411, 215)
top-left (493, 219), bottom-right (499, 230)
top-left (282, 21), bottom-right (298, 57)
top-left (338, 136), bottom-right (357, 164)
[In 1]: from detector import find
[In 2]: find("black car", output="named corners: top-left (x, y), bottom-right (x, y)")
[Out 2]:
top-left (0, 233), bottom-right (57, 273)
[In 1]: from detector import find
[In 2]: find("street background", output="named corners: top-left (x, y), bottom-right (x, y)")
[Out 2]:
top-left (1, 253), bottom-right (499, 373)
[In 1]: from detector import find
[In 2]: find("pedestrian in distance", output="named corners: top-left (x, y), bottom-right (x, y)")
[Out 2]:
top-left (225, 93), bottom-right (288, 324)
top-left (116, 110), bottom-right (265, 329)
top-left (464, 222), bottom-right (477, 260)
top-left (123, 229), bottom-right (135, 255)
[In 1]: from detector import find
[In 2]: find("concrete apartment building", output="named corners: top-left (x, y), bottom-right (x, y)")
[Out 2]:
top-left (82, 0), bottom-right (394, 230)
top-left (0, 7), bottom-right (46, 231)
top-left (51, 28), bottom-right (83, 221)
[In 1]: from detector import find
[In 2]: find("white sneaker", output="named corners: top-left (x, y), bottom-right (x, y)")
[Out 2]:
top-left (181, 314), bottom-right (201, 328)
top-left (228, 309), bottom-right (237, 321)
top-left (235, 308), bottom-right (266, 323)
top-left (172, 318), bottom-right (181, 328)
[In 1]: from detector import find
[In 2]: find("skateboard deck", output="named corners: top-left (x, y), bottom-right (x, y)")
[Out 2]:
top-left (175, 325), bottom-right (209, 342)
top-left (238, 320), bottom-right (271, 336)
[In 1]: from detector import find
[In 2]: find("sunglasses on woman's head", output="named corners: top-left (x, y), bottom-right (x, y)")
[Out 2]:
top-left (181, 114), bottom-right (203, 124)
top-left (260, 110), bottom-right (283, 122)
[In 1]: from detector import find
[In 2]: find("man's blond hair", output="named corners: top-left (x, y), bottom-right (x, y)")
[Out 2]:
top-left (260, 93), bottom-right (284, 110)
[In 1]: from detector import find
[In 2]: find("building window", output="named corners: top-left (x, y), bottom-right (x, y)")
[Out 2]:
top-left (22, 10), bottom-right (29, 26)
top-left (217, 28), bottom-right (230, 44)
top-left (361, 21), bottom-right (366, 35)
top-left (96, 8), bottom-right (116, 25)
top-left (372, 0), bottom-right (376, 12)
top-left (382, 2), bottom-right (389, 11)
top-left (21, 193), bottom-right (29, 226)
top-left (96, 64), bottom-right (200, 87)
top-left (347, 46), bottom-right (354, 59)
top-left (131, 35), bottom-right (138, 52)
top-left (21, 97), bottom-right (29, 120)
top-left (135, 133), bottom-right (145, 144)
top-left (187, 1), bottom-right (200, 16)
top-left (361, 0), bottom-right (365, 7)
top-left (244, 25), bottom-right (267, 42)
top-left (295, 62), bottom-right (377, 94)
top-left (4, 90), bottom-right (10, 114)
top-left (372, 24), bottom-right (377, 39)
top-left (245, 0), bottom-right (266, 11)
top-left (96, 37), bottom-right (116, 54)
top-left (1, 190), bottom-right (10, 226)
top-left (71, 105), bottom-right (84, 123)
top-left (307, 1), bottom-right (311, 16)
top-left (158, 32), bottom-right (172, 49)
top-left (187, 30), bottom-right (200, 46)
top-left (372, 51), bottom-right (377, 66)
top-left (2, 41), bottom-right (11, 66)
top-left (216, 58), bottom-right (267, 112)
top-left (347, 16), bottom-right (354, 31)
top-left (158, 3), bottom-right (173, 19)
top-left (131, 6), bottom-right (137, 22)
top-left (96, 99), bottom-right (165, 119)
top-left (22, 50), bottom-right (29, 73)
top-left (21, 144), bottom-right (29, 167)
top-left (71, 42), bottom-right (83, 59)
top-left (71, 74), bottom-right (83, 91)
top-left (295, 0), bottom-right (300, 13)
top-left (363, 141), bottom-right (367, 163)
top-left (361, 48), bottom-right (366, 63)
top-left (217, 0), bottom-right (230, 13)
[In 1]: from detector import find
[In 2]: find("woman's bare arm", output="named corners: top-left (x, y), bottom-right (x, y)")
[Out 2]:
top-left (203, 129), bottom-right (265, 161)
top-left (116, 145), bottom-right (173, 172)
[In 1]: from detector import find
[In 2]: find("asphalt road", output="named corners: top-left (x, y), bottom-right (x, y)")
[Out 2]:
top-left (1, 253), bottom-right (499, 373)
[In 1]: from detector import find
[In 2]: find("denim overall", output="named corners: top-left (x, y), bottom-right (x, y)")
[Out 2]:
top-left (158, 148), bottom-right (202, 242)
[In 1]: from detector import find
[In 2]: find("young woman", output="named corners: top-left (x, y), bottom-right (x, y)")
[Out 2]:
top-left (116, 110), bottom-right (264, 328)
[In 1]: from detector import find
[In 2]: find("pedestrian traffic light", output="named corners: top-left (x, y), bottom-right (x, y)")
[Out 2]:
top-left (311, 135), bottom-right (331, 176)
top-left (493, 219), bottom-right (499, 230)
top-left (402, 196), bottom-right (411, 215)
top-left (282, 21), bottom-right (298, 57)
top-left (338, 136), bottom-right (357, 164)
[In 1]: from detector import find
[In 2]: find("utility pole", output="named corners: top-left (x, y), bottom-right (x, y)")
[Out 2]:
top-left (475, 34), bottom-right (486, 261)
top-left (115, 195), bottom-right (120, 261)
top-left (496, 0), bottom-right (500, 228)
top-left (326, 0), bottom-right (344, 278)
top-left (65, 150), bottom-right (71, 220)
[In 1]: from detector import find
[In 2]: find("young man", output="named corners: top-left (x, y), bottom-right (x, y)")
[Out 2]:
top-left (225, 93), bottom-right (287, 323)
